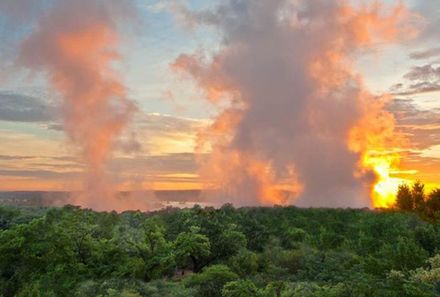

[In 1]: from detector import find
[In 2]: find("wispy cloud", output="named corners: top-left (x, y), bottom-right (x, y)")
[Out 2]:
top-left (0, 111), bottom-right (207, 191)
top-left (410, 47), bottom-right (440, 60)
top-left (391, 63), bottom-right (440, 95)
top-left (0, 92), bottom-right (56, 122)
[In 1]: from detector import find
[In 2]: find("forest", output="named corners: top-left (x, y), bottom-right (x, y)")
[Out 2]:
top-left (1, 182), bottom-right (440, 297)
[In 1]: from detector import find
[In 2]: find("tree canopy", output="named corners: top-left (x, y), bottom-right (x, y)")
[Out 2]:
top-left (1, 195), bottom-right (440, 296)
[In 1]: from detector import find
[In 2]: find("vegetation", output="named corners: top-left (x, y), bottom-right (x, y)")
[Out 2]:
top-left (396, 181), bottom-right (440, 221)
top-left (1, 185), bottom-right (440, 296)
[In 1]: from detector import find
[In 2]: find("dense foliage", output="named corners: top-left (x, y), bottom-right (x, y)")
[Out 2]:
top-left (396, 181), bottom-right (440, 221)
top-left (1, 202), bottom-right (440, 297)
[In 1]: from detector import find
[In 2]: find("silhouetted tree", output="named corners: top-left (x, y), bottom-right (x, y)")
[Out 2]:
top-left (412, 181), bottom-right (426, 213)
top-left (396, 184), bottom-right (413, 211)
top-left (426, 189), bottom-right (440, 219)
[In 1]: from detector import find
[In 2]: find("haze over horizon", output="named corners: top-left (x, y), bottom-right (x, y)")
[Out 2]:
top-left (1, 0), bottom-right (440, 211)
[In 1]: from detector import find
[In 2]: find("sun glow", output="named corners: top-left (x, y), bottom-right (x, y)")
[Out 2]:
top-left (362, 151), bottom-right (404, 208)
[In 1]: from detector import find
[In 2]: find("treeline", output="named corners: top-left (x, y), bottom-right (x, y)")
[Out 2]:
top-left (395, 181), bottom-right (440, 220)
top-left (1, 204), bottom-right (440, 296)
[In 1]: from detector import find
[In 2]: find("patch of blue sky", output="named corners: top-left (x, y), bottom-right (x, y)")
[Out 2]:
top-left (122, 0), bottom-right (220, 119)
top-left (0, 121), bottom-right (62, 141)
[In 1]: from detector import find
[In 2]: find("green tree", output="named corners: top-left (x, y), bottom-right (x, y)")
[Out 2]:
top-left (412, 254), bottom-right (440, 291)
top-left (0, 207), bottom-right (19, 230)
top-left (222, 280), bottom-right (260, 297)
top-left (119, 217), bottom-right (175, 281)
top-left (381, 236), bottom-right (429, 271)
top-left (282, 227), bottom-right (307, 249)
top-left (185, 265), bottom-right (238, 297)
top-left (215, 225), bottom-right (247, 260)
top-left (228, 249), bottom-right (259, 277)
top-left (174, 226), bottom-right (211, 272)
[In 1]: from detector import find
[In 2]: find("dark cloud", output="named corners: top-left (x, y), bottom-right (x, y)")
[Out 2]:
top-left (112, 153), bottom-right (197, 174)
top-left (0, 168), bottom-right (80, 179)
top-left (410, 47), bottom-right (440, 60)
top-left (0, 92), bottom-right (55, 122)
top-left (404, 64), bottom-right (440, 81)
top-left (389, 99), bottom-right (440, 125)
top-left (392, 63), bottom-right (440, 96)
top-left (46, 123), bottom-right (63, 131)
top-left (388, 98), bottom-right (440, 150)
top-left (393, 83), bottom-right (440, 96)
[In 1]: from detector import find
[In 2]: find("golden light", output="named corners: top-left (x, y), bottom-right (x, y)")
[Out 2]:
top-left (362, 151), bottom-right (404, 208)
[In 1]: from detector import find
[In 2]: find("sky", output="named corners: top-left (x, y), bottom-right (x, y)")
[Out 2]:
top-left (0, 0), bottom-right (439, 209)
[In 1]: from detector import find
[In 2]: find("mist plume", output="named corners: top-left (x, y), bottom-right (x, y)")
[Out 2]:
top-left (19, 0), bottom-right (140, 211)
top-left (173, 0), bottom-right (415, 207)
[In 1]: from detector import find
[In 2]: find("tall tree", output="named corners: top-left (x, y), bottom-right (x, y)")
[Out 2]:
top-left (396, 184), bottom-right (414, 211)
top-left (412, 181), bottom-right (426, 212)
top-left (426, 189), bottom-right (440, 219)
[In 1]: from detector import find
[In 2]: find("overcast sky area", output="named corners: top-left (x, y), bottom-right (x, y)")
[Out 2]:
top-left (0, 0), bottom-right (439, 208)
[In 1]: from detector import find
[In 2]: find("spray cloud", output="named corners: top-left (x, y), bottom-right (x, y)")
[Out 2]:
top-left (173, 0), bottom-right (415, 207)
top-left (19, 0), bottom-right (138, 211)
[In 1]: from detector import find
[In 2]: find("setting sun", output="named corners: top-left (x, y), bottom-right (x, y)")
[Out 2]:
top-left (363, 152), bottom-right (404, 208)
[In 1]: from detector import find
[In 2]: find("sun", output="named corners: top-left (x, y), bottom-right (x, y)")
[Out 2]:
top-left (362, 152), bottom-right (404, 208)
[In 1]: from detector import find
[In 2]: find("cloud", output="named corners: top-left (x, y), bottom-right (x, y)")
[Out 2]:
top-left (413, 0), bottom-right (440, 42)
top-left (0, 168), bottom-right (80, 179)
top-left (139, 113), bottom-right (208, 135)
top-left (0, 92), bottom-right (55, 122)
top-left (16, 0), bottom-right (139, 211)
top-left (172, 0), bottom-right (413, 208)
top-left (0, 0), bottom-right (50, 81)
top-left (0, 0), bottom-right (47, 24)
top-left (392, 63), bottom-right (440, 95)
top-left (0, 155), bottom-right (35, 161)
top-left (0, 112), bottom-right (205, 192)
top-left (410, 47), bottom-right (440, 60)
top-left (388, 98), bottom-right (440, 150)
top-left (0, 152), bottom-right (198, 189)
top-left (112, 153), bottom-right (197, 174)
top-left (384, 96), bottom-right (440, 187)
top-left (389, 98), bottom-right (440, 126)
top-left (136, 113), bottom-right (209, 155)
top-left (404, 64), bottom-right (440, 81)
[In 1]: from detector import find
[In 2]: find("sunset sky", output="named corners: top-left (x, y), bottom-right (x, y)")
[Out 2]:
top-left (0, 0), bottom-right (439, 209)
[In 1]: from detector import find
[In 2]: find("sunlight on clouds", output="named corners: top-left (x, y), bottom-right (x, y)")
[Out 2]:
top-left (0, 130), bottom-right (68, 157)
top-left (138, 113), bottom-right (210, 155)
top-left (421, 144), bottom-right (440, 159)
top-left (0, 176), bottom-right (81, 191)
top-left (149, 132), bottom-right (198, 154)
top-left (0, 112), bottom-right (210, 191)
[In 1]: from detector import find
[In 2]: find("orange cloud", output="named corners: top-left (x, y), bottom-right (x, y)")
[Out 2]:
top-left (19, 0), bottom-right (138, 211)
top-left (173, 0), bottom-right (418, 208)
